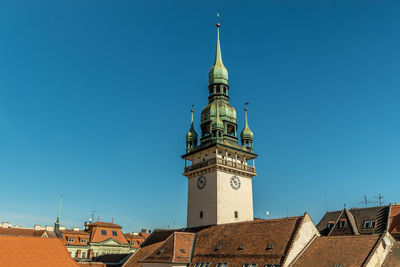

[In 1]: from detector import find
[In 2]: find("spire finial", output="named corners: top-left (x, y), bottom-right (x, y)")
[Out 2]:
top-left (208, 14), bottom-right (228, 85)
top-left (244, 102), bottom-right (249, 126)
top-left (191, 104), bottom-right (194, 124)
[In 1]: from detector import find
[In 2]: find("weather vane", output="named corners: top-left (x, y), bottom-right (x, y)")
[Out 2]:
top-left (216, 12), bottom-right (220, 27)
top-left (245, 102), bottom-right (249, 110)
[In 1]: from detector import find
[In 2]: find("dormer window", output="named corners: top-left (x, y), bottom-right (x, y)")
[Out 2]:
top-left (112, 231), bottom-right (118, 236)
top-left (327, 222), bottom-right (335, 230)
top-left (101, 230), bottom-right (107, 235)
top-left (68, 238), bottom-right (74, 243)
top-left (339, 220), bottom-right (346, 229)
top-left (363, 220), bottom-right (376, 229)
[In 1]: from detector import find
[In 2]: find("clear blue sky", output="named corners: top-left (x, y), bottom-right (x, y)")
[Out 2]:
top-left (1, 0), bottom-right (399, 232)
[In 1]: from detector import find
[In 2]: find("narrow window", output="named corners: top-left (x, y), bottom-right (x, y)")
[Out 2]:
top-left (371, 220), bottom-right (376, 228)
top-left (234, 211), bottom-right (238, 218)
top-left (82, 252), bottom-right (86, 258)
top-left (101, 230), bottom-right (107, 235)
top-left (363, 221), bottom-right (371, 229)
top-left (200, 211), bottom-right (203, 219)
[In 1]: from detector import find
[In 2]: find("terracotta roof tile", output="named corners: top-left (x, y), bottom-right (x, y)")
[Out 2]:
top-left (89, 226), bottom-right (128, 244)
top-left (0, 235), bottom-right (78, 267)
top-left (293, 235), bottom-right (381, 267)
top-left (318, 206), bottom-right (390, 236)
top-left (0, 228), bottom-right (51, 238)
top-left (382, 241), bottom-right (400, 267)
top-left (125, 216), bottom-right (304, 267)
top-left (142, 232), bottom-right (195, 264)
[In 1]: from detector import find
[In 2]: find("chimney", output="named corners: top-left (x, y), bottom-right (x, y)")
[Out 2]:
top-left (73, 227), bottom-right (80, 231)
top-left (1, 222), bottom-right (11, 228)
top-left (148, 229), bottom-right (151, 234)
top-left (34, 224), bottom-right (42, 231)
top-left (141, 229), bottom-right (146, 233)
top-left (59, 226), bottom-right (66, 230)
top-left (45, 226), bottom-right (54, 231)
top-left (88, 249), bottom-right (94, 259)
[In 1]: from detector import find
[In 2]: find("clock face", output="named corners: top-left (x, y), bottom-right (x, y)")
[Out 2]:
top-left (230, 176), bottom-right (241, 190)
top-left (197, 176), bottom-right (206, 190)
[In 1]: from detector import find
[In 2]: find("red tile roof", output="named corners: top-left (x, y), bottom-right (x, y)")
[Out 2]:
top-left (124, 216), bottom-right (304, 267)
top-left (142, 232), bottom-right (195, 263)
top-left (60, 230), bottom-right (90, 246)
top-left (124, 233), bottom-right (148, 248)
top-left (0, 235), bottom-right (78, 267)
top-left (89, 225), bottom-right (128, 244)
top-left (382, 241), bottom-right (400, 267)
top-left (293, 235), bottom-right (381, 267)
top-left (0, 227), bottom-right (50, 238)
top-left (389, 205), bottom-right (400, 236)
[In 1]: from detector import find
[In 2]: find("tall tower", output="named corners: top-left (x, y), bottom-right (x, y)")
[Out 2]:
top-left (183, 22), bottom-right (257, 228)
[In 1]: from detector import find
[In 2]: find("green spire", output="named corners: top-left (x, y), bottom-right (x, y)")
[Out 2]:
top-left (55, 194), bottom-right (62, 230)
top-left (241, 106), bottom-right (254, 149)
top-left (208, 23), bottom-right (229, 86)
top-left (186, 107), bottom-right (198, 152)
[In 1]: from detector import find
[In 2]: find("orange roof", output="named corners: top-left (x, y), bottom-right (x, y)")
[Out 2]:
top-left (0, 236), bottom-right (78, 267)
top-left (124, 233), bottom-right (148, 248)
top-left (0, 228), bottom-right (49, 238)
top-left (60, 230), bottom-right (90, 246)
top-left (89, 226), bottom-right (128, 244)
top-left (125, 216), bottom-right (304, 267)
top-left (389, 204), bottom-right (400, 235)
top-left (143, 232), bottom-right (195, 263)
top-left (293, 235), bottom-right (381, 267)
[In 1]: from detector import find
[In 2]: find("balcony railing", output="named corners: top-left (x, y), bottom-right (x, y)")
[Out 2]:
top-left (184, 158), bottom-right (255, 174)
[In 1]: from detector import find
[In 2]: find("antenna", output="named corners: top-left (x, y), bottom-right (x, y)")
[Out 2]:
top-left (359, 195), bottom-right (373, 208)
top-left (324, 192), bottom-right (328, 212)
top-left (375, 193), bottom-right (385, 206)
top-left (91, 210), bottom-right (97, 222)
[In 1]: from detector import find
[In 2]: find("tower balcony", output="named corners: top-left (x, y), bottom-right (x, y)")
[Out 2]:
top-left (184, 157), bottom-right (255, 175)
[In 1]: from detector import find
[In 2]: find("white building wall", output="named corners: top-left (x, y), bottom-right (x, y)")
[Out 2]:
top-left (216, 171), bottom-right (253, 224)
top-left (187, 171), bottom-right (218, 228)
top-left (285, 213), bottom-right (320, 267)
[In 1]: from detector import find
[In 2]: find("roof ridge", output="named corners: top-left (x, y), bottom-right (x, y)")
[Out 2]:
top-left (319, 234), bottom-right (380, 239)
top-left (282, 214), bottom-right (305, 265)
top-left (362, 233), bottom-right (385, 267)
top-left (344, 208), bottom-right (360, 235)
top-left (350, 205), bottom-right (389, 210)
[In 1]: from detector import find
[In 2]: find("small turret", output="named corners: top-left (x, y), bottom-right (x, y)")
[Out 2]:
top-left (240, 106), bottom-right (254, 150)
top-left (186, 108), bottom-right (198, 153)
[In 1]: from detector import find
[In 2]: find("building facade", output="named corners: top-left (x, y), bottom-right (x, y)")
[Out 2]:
top-left (59, 221), bottom-right (141, 260)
